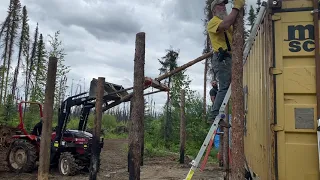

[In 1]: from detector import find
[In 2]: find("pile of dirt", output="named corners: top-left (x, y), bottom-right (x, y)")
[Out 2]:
top-left (0, 125), bottom-right (19, 172)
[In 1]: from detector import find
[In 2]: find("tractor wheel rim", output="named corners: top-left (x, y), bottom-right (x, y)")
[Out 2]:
top-left (9, 148), bottom-right (27, 169)
top-left (15, 149), bottom-right (27, 164)
top-left (60, 158), bottom-right (69, 175)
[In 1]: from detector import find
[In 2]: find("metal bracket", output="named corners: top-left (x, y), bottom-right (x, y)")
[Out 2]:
top-left (273, 125), bottom-right (284, 132)
top-left (269, 0), bottom-right (282, 10)
top-left (271, 15), bottom-right (281, 21)
top-left (269, 67), bottom-right (283, 75)
top-left (311, 9), bottom-right (320, 14)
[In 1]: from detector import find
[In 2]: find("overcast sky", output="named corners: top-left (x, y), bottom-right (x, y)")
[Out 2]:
top-left (0, 0), bottom-right (262, 112)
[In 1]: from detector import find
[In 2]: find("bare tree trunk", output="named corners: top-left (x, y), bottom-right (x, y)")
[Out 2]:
top-left (37, 57), bottom-right (58, 180)
top-left (128, 32), bottom-right (145, 180)
top-left (179, 89), bottom-right (186, 164)
top-left (230, 7), bottom-right (245, 180)
top-left (89, 77), bottom-right (104, 180)
top-left (223, 102), bottom-right (230, 179)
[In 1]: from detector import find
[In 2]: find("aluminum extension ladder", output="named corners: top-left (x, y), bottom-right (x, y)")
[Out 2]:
top-left (184, 86), bottom-right (231, 180)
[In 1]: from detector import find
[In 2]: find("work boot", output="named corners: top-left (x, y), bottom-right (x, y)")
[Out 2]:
top-left (207, 118), bottom-right (231, 128)
top-left (218, 119), bottom-right (231, 128)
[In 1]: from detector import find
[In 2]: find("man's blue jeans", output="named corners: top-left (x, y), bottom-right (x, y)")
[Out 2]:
top-left (209, 52), bottom-right (232, 122)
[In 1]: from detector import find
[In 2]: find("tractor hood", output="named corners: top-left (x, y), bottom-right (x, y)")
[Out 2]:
top-left (64, 130), bottom-right (93, 138)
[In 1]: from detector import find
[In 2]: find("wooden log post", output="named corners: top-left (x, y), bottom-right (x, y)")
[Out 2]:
top-left (219, 127), bottom-right (224, 167)
top-left (37, 57), bottom-right (58, 180)
top-left (203, 58), bottom-right (208, 120)
top-left (140, 100), bottom-right (145, 167)
top-left (223, 102), bottom-right (230, 179)
top-left (89, 77), bottom-right (105, 180)
top-left (203, 33), bottom-right (211, 120)
top-left (179, 89), bottom-right (186, 164)
top-left (230, 5), bottom-right (245, 180)
top-left (128, 32), bottom-right (145, 180)
top-left (128, 101), bottom-right (133, 172)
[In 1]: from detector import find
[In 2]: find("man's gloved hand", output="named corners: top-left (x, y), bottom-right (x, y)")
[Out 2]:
top-left (233, 0), bottom-right (245, 10)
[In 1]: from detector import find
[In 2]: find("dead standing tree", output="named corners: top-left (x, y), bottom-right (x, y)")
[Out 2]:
top-left (128, 32), bottom-right (145, 180)
top-left (37, 57), bottom-right (58, 180)
top-left (230, 4), bottom-right (245, 180)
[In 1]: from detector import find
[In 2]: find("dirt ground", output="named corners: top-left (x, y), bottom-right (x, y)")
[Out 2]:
top-left (0, 138), bottom-right (224, 180)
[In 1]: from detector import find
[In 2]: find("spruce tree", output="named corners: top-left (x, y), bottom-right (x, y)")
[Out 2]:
top-left (31, 33), bottom-right (47, 102)
top-left (4, 0), bottom-right (22, 104)
top-left (12, 5), bottom-right (28, 98)
top-left (247, 5), bottom-right (256, 28)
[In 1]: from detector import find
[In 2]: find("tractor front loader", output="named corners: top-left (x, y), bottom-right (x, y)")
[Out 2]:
top-left (6, 77), bottom-right (168, 176)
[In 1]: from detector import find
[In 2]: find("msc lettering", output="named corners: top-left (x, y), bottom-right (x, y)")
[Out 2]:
top-left (284, 24), bottom-right (315, 52)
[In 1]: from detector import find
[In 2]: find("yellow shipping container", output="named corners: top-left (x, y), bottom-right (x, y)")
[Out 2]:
top-left (243, 1), bottom-right (319, 179)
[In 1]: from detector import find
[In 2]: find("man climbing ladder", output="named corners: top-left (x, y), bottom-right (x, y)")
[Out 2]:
top-left (207, 0), bottom-right (244, 128)
top-left (184, 0), bottom-right (245, 179)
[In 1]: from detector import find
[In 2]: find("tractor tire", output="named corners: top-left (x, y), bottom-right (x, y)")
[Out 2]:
top-left (58, 152), bottom-right (80, 176)
top-left (7, 139), bottom-right (37, 173)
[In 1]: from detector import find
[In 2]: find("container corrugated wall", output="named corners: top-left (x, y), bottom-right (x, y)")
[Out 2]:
top-left (272, 6), bottom-right (319, 180)
top-left (243, 3), bottom-right (275, 180)
top-left (243, 1), bottom-right (319, 179)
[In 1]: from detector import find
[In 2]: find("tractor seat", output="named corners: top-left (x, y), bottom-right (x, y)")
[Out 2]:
top-left (31, 120), bottom-right (43, 136)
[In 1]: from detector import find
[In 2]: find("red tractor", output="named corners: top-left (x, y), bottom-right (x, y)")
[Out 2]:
top-left (6, 77), bottom-right (168, 176)
top-left (7, 92), bottom-right (104, 176)
top-left (7, 101), bottom-right (43, 173)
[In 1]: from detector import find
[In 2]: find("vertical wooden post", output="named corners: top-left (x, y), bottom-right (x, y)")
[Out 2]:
top-left (223, 102), bottom-right (230, 179)
top-left (140, 100), bottom-right (144, 166)
top-left (203, 59), bottom-right (208, 120)
top-left (89, 77), bottom-right (104, 180)
top-left (230, 5), bottom-right (245, 180)
top-left (128, 32), bottom-right (145, 180)
top-left (219, 127), bottom-right (224, 167)
top-left (179, 89), bottom-right (186, 164)
top-left (203, 33), bottom-right (210, 120)
top-left (37, 57), bottom-right (58, 180)
top-left (128, 100), bottom-right (133, 172)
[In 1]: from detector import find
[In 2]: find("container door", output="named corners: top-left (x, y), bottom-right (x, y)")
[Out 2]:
top-left (274, 10), bottom-right (319, 180)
